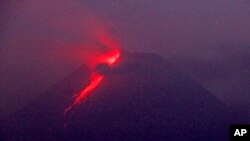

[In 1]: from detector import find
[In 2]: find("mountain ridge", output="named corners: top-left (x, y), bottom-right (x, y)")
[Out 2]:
top-left (3, 52), bottom-right (230, 141)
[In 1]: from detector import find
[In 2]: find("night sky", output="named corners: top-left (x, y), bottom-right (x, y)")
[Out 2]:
top-left (1, 0), bottom-right (250, 119)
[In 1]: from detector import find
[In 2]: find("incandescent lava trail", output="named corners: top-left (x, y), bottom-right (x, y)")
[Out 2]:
top-left (64, 31), bottom-right (121, 116)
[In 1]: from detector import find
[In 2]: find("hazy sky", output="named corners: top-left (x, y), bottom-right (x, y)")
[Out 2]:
top-left (1, 0), bottom-right (250, 118)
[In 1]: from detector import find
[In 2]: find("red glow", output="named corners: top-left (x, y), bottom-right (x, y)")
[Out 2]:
top-left (92, 49), bottom-right (121, 67)
top-left (64, 73), bottom-right (104, 115)
top-left (64, 30), bottom-right (121, 116)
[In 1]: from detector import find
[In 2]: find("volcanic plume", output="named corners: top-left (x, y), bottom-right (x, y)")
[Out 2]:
top-left (64, 30), bottom-right (121, 116)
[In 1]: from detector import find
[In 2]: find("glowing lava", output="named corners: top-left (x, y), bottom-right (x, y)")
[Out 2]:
top-left (64, 33), bottom-right (121, 116)
top-left (64, 73), bottom-right (104, 115)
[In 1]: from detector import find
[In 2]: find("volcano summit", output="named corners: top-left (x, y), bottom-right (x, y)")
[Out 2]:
top-left (3, 52), bottom-right (230, 141)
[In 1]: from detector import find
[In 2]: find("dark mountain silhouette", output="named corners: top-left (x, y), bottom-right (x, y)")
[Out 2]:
top-left (2, 52), bottom-right (230, 141)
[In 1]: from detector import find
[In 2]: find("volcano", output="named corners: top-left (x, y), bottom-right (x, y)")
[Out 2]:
top-left (2, 52), bottom-right (230, 141)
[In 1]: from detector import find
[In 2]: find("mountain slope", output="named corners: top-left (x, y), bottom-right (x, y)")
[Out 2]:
top-left (3, 52), bottom-right (230, 141)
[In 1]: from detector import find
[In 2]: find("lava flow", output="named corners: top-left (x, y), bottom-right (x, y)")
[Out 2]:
top-left (64, 32), bottom-right (121, 116)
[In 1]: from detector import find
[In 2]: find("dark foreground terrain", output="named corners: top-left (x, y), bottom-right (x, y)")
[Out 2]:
top-left (2, 52), bottom-right (245, 141)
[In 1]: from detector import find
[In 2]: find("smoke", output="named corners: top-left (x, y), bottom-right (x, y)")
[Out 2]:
top-left (1, 0), bottom-right (250, 118)
top-left (64, 27), bottom-right (121, 116)
top-left (0, 0), bottom-right (121, 118)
